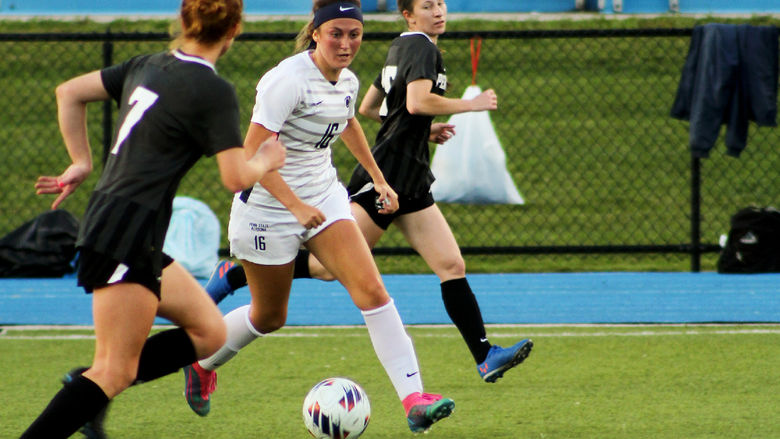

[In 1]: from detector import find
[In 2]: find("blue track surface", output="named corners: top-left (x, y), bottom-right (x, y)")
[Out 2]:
top-left (1, 272), bottom-right (778, 326)
top-left (2, 0), bottom-right (777, 14)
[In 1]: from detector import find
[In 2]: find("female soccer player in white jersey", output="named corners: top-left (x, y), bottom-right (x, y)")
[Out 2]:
top-left (183, 0), bottom-right (455, 433)
top-left (20, 1), bottom-right (285, 437)
top-left (206, 0), bottom-right (533, 385)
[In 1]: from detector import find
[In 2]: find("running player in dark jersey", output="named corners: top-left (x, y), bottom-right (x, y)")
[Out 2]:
top-left (20, 1), bottom-right (284, 438)
top-left (205, 0), bottom-right (532, 385)
top-left (344, 0), bottom-right (533, 384)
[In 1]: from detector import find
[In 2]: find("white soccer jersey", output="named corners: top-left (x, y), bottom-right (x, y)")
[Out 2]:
top-left (244, 51), bottom-right (359, 209)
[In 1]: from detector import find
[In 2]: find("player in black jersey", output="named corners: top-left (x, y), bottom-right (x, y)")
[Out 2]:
top-left (348, 0), bottom-right (533, 384)
top-left (20, 1), bottom-right (284, 438)
top-left (205, 0), bottom-right (532, 385)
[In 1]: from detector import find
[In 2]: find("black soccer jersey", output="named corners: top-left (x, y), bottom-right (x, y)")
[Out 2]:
top-left (77, 50), bottom-right (242, 274)
top-left (348, 32), bottom-right (447, 198)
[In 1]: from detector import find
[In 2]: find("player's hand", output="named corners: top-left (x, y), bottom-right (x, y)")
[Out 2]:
top-left (471, 89), bottom-right (498, 112)
top-left (255, 137), bottom-right (286, 173)
top-left (374, 183), bottom-right (398, 214)
top-left (35, 163), bottom-right (91, 209)
top-left (429, 123), bottom-right (456, 144)
top-left (291, 203), bottom-right (326, 230)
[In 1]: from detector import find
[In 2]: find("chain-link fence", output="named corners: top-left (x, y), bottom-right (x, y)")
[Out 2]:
top-left (0, 29), bottom-right (777, 272)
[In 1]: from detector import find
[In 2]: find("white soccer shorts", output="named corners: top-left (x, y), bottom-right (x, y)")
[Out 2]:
top-left (228, 183), bottom-right (355, 265)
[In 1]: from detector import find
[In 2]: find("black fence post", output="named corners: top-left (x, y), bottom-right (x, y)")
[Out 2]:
top-left (690, 155), bottom-right (701, 272)
top-left (101, 30), bottom-right (113, 164)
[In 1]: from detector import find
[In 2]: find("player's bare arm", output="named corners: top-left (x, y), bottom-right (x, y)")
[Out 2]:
top-left (215, 140), bottom-right (285, 193)
top-left (35, 70), bottom-right (109, 209)
top-left (406, 79), bottom-right (497, 115)
top-left (358, 84), bottom-right (385, 122)
top-left (340, 117), bottom-right (398, 214)
top-left (244, 123), bottom-right (324, 229)
top-left (429, 122), bottom-right (456, 143)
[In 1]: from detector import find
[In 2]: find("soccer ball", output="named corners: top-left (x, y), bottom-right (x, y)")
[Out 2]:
top-left (302, 377), bottom-right (371, 439)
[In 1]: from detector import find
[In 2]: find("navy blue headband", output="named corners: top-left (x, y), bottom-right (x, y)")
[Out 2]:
top-left (312, 2), bottom-right (363, 29)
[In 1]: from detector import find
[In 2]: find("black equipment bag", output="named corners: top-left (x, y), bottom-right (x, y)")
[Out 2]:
top-left (0, 210), bottom-right (79, 277)
top-left (717, 206), bottom-right (780, 273)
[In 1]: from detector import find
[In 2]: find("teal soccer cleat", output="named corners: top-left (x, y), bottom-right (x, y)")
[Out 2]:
top-left (183, 362), bottom-right (217, 416)
top-left (403, 392), bottom-right (455, 433)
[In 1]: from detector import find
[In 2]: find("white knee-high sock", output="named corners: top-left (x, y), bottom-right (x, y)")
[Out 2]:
top-left (361, 299), bottom-right (422, 400)
top-left (199, 304), bottom-right (263, 371)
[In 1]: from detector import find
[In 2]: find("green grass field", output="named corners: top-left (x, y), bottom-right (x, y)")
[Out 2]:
top-left (2, 324), bottom-right (778, 438)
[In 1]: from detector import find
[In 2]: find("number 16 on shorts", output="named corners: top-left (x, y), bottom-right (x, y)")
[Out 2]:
top-left (254, 235), bottom-right (266, 251)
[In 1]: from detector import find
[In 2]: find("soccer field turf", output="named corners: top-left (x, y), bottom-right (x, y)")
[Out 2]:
top-left (2, 324), bottom-right (778, 438)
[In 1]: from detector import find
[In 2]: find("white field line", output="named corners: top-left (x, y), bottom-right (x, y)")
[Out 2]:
top-left (2, 324), bottom-right (779, 340)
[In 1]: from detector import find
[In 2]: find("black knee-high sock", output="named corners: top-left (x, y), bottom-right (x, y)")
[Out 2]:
top-left (21, 375), bottom-right (109, 439)
top-left (134, 328), bottom-right (197, 384)
top-left (441, 278), bottom-right (491, 364)
top-left (293, 249), bottom-right (312, 279)
top-left (226, 263), bottom-right (248, 290)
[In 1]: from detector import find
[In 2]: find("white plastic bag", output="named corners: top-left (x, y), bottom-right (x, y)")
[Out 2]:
top-left (163, 196), bottom-right (220, 278)
top-left (430, 85), bottom-right (524, 204)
